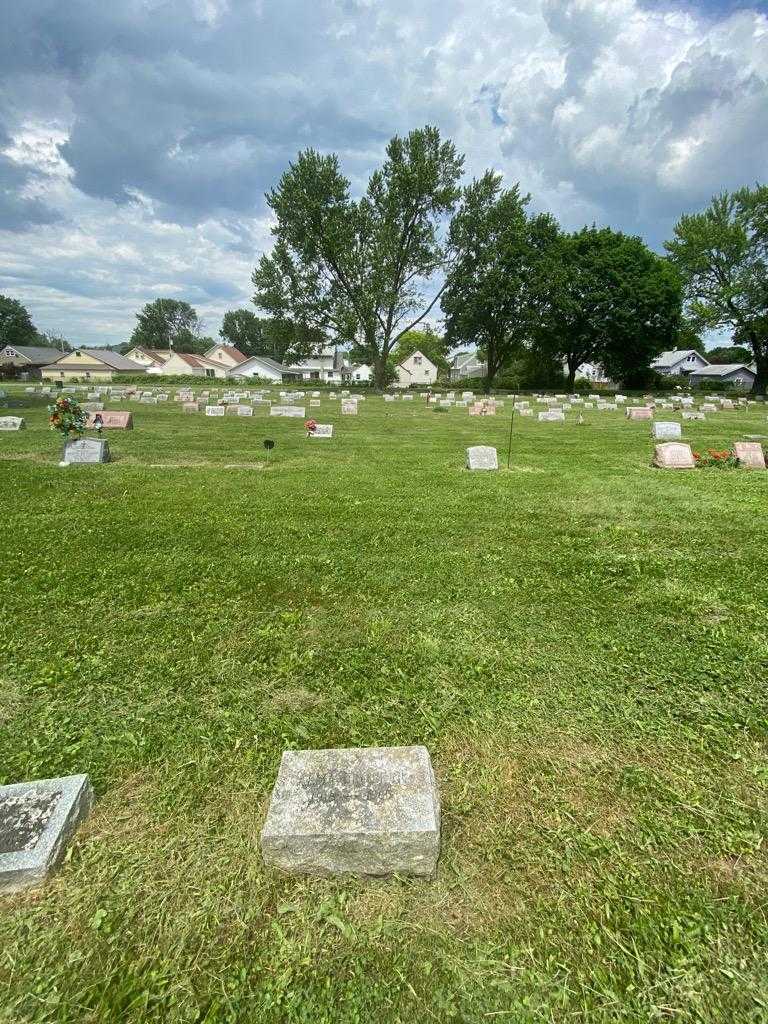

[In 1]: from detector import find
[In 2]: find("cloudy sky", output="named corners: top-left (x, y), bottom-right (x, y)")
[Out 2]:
top-left (1, 0), bottom-right (766, 348)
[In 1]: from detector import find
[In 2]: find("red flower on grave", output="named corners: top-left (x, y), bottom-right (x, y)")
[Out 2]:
top-left (305, 419), bottom-right (317, 433)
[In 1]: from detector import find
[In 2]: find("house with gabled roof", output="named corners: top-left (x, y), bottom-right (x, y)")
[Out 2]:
top-left (394, 350), bottom-right (438, 388)
top-left (227, 355), bottom-right (284, 382)
top-left (159, 351), bottom-right (228, 378)
top-left (688, 363), bottom-right (756, 390)
top-left (651, 350), bottom-right (710, 376)
top-left (123, 346), bottom-right (172, 373)
top-left (203, 343), bottom-right (249, 371)
top-left (0, 344), bottom-right (65, 378)
top-left (41, 348), bottom-right (145, 381)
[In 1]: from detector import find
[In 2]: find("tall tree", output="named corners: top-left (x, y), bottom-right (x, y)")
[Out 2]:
top-left (666, 186), bottom-right (768, 394)
top-left (252, 126), bottom-right (465, 389)
top-left (129, 299), bottom-right (205, 353)
top-left (0, 295), bottom-right (39, 347)
top-left (220, 310), bottom-right (326, 363)
top-left (442, 175), bottom-right (559, 393)
top-left (219, 309), bottom-right (264, 354)
top-left (535, 227), bottom-right (681, 388)
top-left (706, 344), bottom-right (753, 364)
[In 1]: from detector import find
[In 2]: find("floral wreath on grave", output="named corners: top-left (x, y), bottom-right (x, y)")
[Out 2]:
top-left (304, 419), bottom-right (318, 435)
top-left (692, 448), bottom-right (738, 469)
top-left (48, 395), bottom-right (87, 438)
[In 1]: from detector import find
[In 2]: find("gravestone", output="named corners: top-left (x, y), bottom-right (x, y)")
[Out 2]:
top-left (402, 394), bottom-right (414, 401)
top-left (341, 400), bottom-right (358, 415)
top-left (237, 405), bottom-right (254, 417)
top-left (538, 410), bottom-right (565, 422)
top-left (0, 775), bottom-right (93, 893)
top-left (309, 399), bottom-right (321, 408)
top-left (310, 423), bottom-right (333, 438)
top-left (652, 421), bottom-right (682, 440)
top-left (183, 402), bottom-right (200, 413)
top-left (733, 442), bottom-right (766, 469)
top-left (62, 438), bottom-right (110, 464)
top-left (86, 411), bottom-right (133, 430)
top-left (682, 411), bottom-right (705, 421)
top-left (261, 746), bottom-right (440, 878)
top-left (205, 405), bottom-right (225, 417)
top-left (627, 407), bottom-right (653, 420)
top-left (701, 403), bottom-right (718, 413)
top-left (270, 405), bottom-right (305, 417)
top-left (466, 445), bottom-right (498, 470)
top-left (653, 442), bottom-right (696, 470)
top-left (0, 417), bottom-right (25, 431)
top-left (141, 396), bottom-right (158, 405)
top-left (81, 402), bottom-right (104, 413)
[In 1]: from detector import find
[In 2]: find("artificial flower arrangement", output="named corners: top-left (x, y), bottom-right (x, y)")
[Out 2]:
top-left (692, 448), bottom-right (739, 469)
top-left (48, 395), bottom-right (87, 438)
top-left (304, 419), bottom-right (318, 436)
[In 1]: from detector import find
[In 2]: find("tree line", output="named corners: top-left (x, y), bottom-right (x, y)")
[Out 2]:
top-left (2, 126), bottom-right (765, 393)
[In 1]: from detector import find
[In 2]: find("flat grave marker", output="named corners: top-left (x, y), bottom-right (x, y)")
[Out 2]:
top-left (270, 405), bottom-right (305, 418)
top-left (310, 423), bottom-right (333, 438)
top-left (0, 416), bottom-right (25, 431)
top-left (261, 746), bottom-right (440, 878)
top-left (0, 775), bottom-right (93, 893)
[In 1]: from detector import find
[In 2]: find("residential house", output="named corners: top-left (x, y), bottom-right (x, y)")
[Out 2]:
top-left (283, 346), bottom-right (347, 383)
top-left (227, 355), bottom-right (284, 382)
top-left (159, 351), bottom-right (227, 378)
top-left (350, 363), bottom-right (372, 383)
top-left (449, 351), bottom-right (486, 382)
top-left (203, 343), bottom-right (249, 372)
top-left (651, 350), bottom-right (710, 376)
top-left (123, 347), bottom-right (172, 373)
top-left (688, 363), bottom-right (756, 390)
top-left (41, 348), bottom-right (145, 382)
top-left (0, 344), bottom-right (65, 379)
top-left (395, 350), bottom-right (438, 388)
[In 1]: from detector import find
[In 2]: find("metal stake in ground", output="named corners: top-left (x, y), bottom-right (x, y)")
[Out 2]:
top-left (506, 382), bottom-right (519, 470)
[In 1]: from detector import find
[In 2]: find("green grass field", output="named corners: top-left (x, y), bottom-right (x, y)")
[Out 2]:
top-left (1, 387), bottom-right (767, 1023)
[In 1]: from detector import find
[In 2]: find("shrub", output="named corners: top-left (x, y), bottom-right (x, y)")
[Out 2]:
top-left (693, 448), bottom-right (739, 469)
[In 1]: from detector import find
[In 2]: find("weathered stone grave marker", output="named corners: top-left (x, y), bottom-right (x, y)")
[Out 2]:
top-left (653, 442), bottom-right (696, 469)
top-left (0, 775), bottom-right (93, 892)
top-left (627, 407), bottom-right (653, 420)
top-left (261, 746), bottom-right (440, 878)
top-left (205, 405), bottom-right (225, 417)
top-left (270, 405), bottom-right (305, 417)
top-left (62, 437), bottom-right (110, 464)
top-left (341, 400), bottom-right (358, 415)
top-left (310, 423), bottom-right (333, 438)
top-left (0, 416), bottom-right (25, 431)
top-left (652, 421), bottom-right (682, 440)
top-left (87, 411), bottom-right (133, 430)
top-left (733, 442), bottom-right (766, 469)
top-left (466, 445), bottom-right (498, 470)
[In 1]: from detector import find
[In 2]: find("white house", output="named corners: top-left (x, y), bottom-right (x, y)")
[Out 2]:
top-left (123, 346), bottom-right (172, 373)
top-left (228, 355), bottom-right (284, 382)
top-left (159, 351), bottom-right (228, 378)
top-left (395, 350), bottom-right (438, 388)
top-left (203, 343), bottom-right (249, 372)
top-left (449, 351), bottom-right (486, 382)
top-left (283, 346), bottom-right (347, 383)
top-left (350, 363), bottom-right (372, 383)
top-left (688, 363), bottom-right (756, 390)
top-left (651, 350), bottom-right (710, 376)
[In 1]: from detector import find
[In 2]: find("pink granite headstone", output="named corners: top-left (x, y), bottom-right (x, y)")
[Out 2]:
top-left (653, 442), bottom-right (696, 469)
top-left (86, 411), bottom-right (133, 430)
top-left (627, 407), bottom-right (653, 421)
top-left (733, 442), bottom-right (766, 470)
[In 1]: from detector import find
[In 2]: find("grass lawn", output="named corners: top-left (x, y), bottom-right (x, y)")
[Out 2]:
top-left (1, 387), bottom-right (767, 1023)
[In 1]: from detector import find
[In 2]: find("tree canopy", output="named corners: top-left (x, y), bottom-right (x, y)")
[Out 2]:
top-left (706, 344), bottom-right (753, 365)
top-left (220, 309), bottom-right (325, 364)
top-left (252, 126), bottom-right (466, 388)
top-left (666, 185), bottom-right (768, 394)
top-left (129, 299), bottom-right (206, 354)
top-left (534, 227), bottom-right (682, 388)
top-left (0, 295), bottom-right (39, 348)
top-left (442, 176), bottom-right (557, 392)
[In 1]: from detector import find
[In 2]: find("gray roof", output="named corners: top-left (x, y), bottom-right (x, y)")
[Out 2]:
top-left (43, 348), bottom-right (146, 371)
top-left (229, 355), bottom-right (284, 375)
top-left (689, 363), bottom-right (755, 377)
top-left (0, 344), bottom-right (62, 364)
top-left (651, 349), bottom-right (707, 368)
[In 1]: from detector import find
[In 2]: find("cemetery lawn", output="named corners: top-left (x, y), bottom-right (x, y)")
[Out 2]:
top-left (1, 389), bottom-right (767, 1024)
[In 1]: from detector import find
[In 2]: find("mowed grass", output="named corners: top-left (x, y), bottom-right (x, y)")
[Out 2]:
top-left (1, 388), bottom-right (767, 1023)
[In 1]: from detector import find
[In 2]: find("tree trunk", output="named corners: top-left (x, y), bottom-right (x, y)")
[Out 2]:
top-left (750, 336), bottom-right (768, 396)
top-left (373, 355), bottom-right (389, 392)
top-left (566, 355), bottom-right (577, 390)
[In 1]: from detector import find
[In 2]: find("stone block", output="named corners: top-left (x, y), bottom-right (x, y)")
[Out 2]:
top-left (261, 746), bottom-right (440, 878)
top-left (0, 775), bottom-right (93, 893)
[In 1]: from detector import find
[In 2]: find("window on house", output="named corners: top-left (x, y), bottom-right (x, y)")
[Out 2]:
top-left (413, 355), bottom-right (422, 365)
top-left (205, 369), bottom-right (214, 378)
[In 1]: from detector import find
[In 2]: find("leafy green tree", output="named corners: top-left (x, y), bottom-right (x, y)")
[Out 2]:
top-left (677, 319), bottom-right (706, 354)
top-left (219, 309), bottom-right (264, 354)
top-left (390, 326), bottom-right (449, 374)
top-left (535, 227), bottom-right (682, 389)
top-left (129, 299), bottom-right (205, 353)
top-left (666, 186), bottom-right (768, 394)
top-left (442, 175), bottom-right (559, 393)
top-left (252, 126), bottom-right (465, 389)
top-left (705, 344), bottom-right (753, 364)
top-left (41, 331), bottom-right (72, 353)
top-left (0, 295), bottom-right (39, 347)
